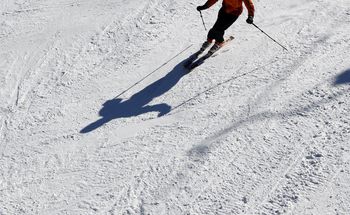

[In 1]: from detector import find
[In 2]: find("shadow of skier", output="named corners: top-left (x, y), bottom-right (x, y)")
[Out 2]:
top-left (80, 55), bottom-right (195, 133)
top-left (334, 69), bottom-right (350, 85)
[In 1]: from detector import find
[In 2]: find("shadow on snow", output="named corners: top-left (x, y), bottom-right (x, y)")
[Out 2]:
top-left (334, 69), bottom-right (350, 85)
top-left (189, 68), bottom-right (350, 158)
top-left (80, 55), bottom-right (195, 133)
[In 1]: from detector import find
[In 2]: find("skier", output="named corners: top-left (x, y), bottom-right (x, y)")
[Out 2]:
top-left (197, 0), bottom-right (255, 54)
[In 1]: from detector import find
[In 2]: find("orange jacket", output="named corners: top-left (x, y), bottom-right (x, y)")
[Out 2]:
top-left (204, 0), bottom-right (255, 16)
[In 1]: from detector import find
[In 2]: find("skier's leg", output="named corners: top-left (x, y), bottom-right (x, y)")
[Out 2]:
top-left (208, 9), bottom-right (238, 43)
top-left (207, 9), bottom-right (225, 42)
top-left (206, 10), bottom-right (238, 55)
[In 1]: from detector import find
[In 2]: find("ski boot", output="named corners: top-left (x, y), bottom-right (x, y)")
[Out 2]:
top-left (199, 40), bottom-right (212, 53)
top-left (207, 42), bottom-right (224, 56)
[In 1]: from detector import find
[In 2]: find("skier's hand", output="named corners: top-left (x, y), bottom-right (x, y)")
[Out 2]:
top-left (246, 15), bottom-right (254, 24)
top-left (197, 5), bottom-right (208, 11)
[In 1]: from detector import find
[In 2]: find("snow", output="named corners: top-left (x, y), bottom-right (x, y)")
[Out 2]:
top-left (1, 0), bottom-right (350, 214)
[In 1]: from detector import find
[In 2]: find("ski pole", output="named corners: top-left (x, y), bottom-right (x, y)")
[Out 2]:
top-left (199, 11), bottom-right (207, 31)
top-left (252, 23), bottom-right (288, 51)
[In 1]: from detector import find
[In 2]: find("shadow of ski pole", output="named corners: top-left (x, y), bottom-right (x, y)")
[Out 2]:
top-left (170, 59), bottom-right (278, 114)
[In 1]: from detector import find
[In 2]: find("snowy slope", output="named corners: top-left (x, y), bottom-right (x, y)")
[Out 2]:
top-left (1, 0), bottom-right (350, 214)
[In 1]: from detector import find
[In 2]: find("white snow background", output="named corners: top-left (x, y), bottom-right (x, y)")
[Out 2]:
top-left (1, 0), bottom-right (350, 214)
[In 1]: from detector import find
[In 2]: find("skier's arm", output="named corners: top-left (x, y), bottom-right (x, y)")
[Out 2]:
top-left (204, 0), bottom-right (219, 8)
top-left (243, 0), bottom-right (255, 17)
top-left (197, 0), bottom-right (218, 11)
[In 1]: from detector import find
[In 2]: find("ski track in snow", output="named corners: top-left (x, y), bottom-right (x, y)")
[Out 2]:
top-left (1, 0), bottom-right (350, 214)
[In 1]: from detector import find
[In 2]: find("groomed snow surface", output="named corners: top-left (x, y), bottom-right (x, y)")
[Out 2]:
top-left (1, 0), bottom-right (350, 214)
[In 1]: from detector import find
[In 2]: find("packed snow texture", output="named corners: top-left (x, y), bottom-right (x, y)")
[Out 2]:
top-left (1, 0), bottom-right (350, 214)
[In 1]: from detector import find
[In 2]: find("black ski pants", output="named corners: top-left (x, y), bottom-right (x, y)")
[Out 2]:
top-left (208, 8), bottom-right (239, 43)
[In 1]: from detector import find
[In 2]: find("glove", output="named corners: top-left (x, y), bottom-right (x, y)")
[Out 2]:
top-left (197, 5), bottom-right (208, 11)
top-left (246, 15), bottom-right (254, 24)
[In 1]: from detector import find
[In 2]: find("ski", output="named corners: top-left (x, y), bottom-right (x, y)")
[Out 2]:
top-left (185, 36), bottom-right (234, 71)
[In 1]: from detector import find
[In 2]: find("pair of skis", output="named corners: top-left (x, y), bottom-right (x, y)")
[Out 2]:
top-left (184, 36), bottom-right (235, 71)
